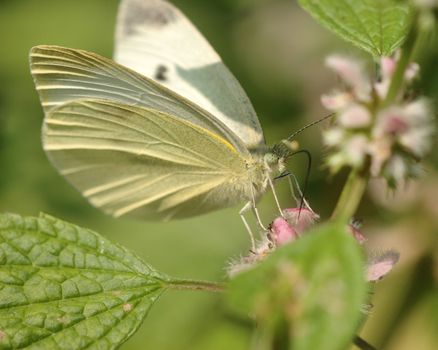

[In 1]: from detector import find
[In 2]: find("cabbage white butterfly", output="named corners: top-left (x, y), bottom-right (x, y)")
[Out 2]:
top-left (30, 0), bottom-right (291, 227)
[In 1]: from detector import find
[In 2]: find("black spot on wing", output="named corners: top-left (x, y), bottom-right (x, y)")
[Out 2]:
top-left (154, 65), bottom-right (169, 82)
top-left (122, 0), bottom-right (177, 36)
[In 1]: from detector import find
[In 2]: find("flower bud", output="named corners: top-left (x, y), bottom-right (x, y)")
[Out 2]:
top-left (269, 217), bottom-right (298, 247)
top-left (283, 207), bottom-right (319, 234)
top-left (338, 104), bottom-right (371, 129)
top-left (323, 127), bottom-right (345, 147)
top-left (366, 250), bottom-right (400, 282)
top-left (347, 223), bottom-right (366, 244)
top-left (325, 55), bottom-right (371, 102)
top-left (321, 91), bottom-right (352, 110)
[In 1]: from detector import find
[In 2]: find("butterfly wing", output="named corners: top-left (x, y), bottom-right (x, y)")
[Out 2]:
top-left (115, 0), bottom-right (265, 150)
top-left (30, 45), bottom-right (249, 155)
top-left (44, 99), bottom-right (257, 220)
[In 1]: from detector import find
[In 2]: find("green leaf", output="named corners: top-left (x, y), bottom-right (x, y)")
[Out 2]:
top-left (228, 223), bottom-right (368, 350)
top-left (0, 213), bottom-right (167, 349)
top-left (298, 0), bottom-right (414, 56)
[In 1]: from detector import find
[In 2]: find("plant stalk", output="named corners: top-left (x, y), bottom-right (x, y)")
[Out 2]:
top-left (167, 278), bottom-right (225, 293)
top-left (382, 17), bottom-right (418, 107)
top-left (331, 169), bottom-right (369, 223)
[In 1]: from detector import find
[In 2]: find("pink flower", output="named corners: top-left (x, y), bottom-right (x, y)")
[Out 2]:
top-left (269, 217), bottom-right (298, 247)
top-left (326, 55), bottom-right (371, 102)
top-left (321, 91), bottom-right (352, 111)
top-left (347, 223), bottom-right (367, 244)
top-left (366, 250), bottom-right (400, 282)
top-left (283, 207), bottom-right (319, 234)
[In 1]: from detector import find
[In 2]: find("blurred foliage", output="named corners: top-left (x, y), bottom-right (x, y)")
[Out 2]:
top-left (0, 0), bottom-right (436, 349)
top-left (228, 223), bottom-right (366, 350)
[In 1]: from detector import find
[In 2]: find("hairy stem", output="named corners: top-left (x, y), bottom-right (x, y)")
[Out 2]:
top-left (167, 278), bottom-right (225, 293)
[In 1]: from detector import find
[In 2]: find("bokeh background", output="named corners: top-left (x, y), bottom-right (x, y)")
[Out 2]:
top-left (0, 0), bottom-right (437, 349)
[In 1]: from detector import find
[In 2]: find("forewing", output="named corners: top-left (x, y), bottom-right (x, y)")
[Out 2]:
top-left (44, 99), bottom-right (252, 220)
top-left (115, 0), bottom-right (265, 150)
top-left (30, 45), bottom-right (248, 155)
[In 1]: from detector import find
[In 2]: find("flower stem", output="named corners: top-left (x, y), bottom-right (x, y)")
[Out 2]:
top-left (382, 18), bottom-right (418, 107)
top-left (331, 169), bottom-right (369, 223)
top-left (167, 278), bottom-right (225, 293)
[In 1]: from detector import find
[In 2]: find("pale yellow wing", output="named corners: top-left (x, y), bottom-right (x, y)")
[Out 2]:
top-left (30, 45), bottom-right (249, 155)
top-left (115, 0), bottom-right (265, 150)
top-left (43, 99), bottom-right (255, 220)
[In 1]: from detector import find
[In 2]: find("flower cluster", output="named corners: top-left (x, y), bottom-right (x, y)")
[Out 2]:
top-left (322, 54), bottom-right (434, 187)
top-left (228, 207), bottom-right (397, 282)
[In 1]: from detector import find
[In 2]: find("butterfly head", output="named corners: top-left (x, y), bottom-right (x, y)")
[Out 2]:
top-left (263, 151), bottom-right (286, 174)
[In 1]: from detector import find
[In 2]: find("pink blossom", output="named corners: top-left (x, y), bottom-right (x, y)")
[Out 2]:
top-left (326, 55), bottom-right (371, 102)
top-left (347, 224), bottom-right (367, 244)
top-left (269, 217), bottom-right (298, 247)
top-left (366, 250), bottom-right (400, 282)
top-left (283, 207), bottom-right (319, 234)
top-left (321, 91), bottom-right (352, 110)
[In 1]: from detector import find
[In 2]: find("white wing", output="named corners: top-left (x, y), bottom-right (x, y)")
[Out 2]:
top-left (115, 0), bottom-right (265, 150)
top-left (43, 99), bottom-right (256, 220)
top-left (30, 45), bottom-right (249, 155)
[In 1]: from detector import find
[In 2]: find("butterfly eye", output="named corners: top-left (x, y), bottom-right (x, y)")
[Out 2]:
top-left (264, 153), bottom-right (279, 165)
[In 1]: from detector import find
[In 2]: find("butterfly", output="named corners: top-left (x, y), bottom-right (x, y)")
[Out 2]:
top-left (30, 0), bottom-right (294, 226)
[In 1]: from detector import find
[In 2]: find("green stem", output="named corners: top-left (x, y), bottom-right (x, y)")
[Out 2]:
top-left (167, 278), bottom-right (225, 293)
top-left (331, 169), bottom-right (369, 223)
top-left (331, 18), bottom-right (419, 223)
top-left (382, 19), bottom-right (418, 107)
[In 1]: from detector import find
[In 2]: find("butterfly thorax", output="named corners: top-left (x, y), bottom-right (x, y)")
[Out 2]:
top-left (236, 151), bottom-right (285, 204)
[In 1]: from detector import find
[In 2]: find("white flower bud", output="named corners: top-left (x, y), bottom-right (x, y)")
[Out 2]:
top-left (405, 63), bottom-right (420, 82)
top-left (399, 127), bottom-right (434, 157)
top-left (404, 99), bottom-right (431, 125)
top-left (343, 134), bottom-right (369, 168)
top-left (321, 91), bottom-right (352, 110)
top-left (369, 138), bottom-right (392, 176)
top-left (325, 55), bottom-right (371, 102)
top-left (323, 127), bottom-right (345, 147)
top-left (384, 155), bottom-right (408, 184)
top-left (338, 104), bottom-right (371, 129)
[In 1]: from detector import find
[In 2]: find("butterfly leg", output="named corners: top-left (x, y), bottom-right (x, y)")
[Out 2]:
top-left (268, 176), bottom-right (283, 216)
top-left (286, 173), bottom-right (312, 210)
top-left (239, 202), bottom-right (256, 251)
top-left (249, 184), bottom-right (266, 231)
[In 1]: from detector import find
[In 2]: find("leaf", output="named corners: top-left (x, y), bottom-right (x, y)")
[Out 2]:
top-left (228, 223), bottom-right (368, 350)
top-left (298, 0), bottom-right (414, 56)
top-left (0, 213), bottom-right (168, 349)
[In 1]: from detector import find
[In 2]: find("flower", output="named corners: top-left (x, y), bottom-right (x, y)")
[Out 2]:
top-left (322, 53), bottom-right (434, 187)
top-left (375, 55), bottom-right (419, 99)
top-left (366, 250), bottom-right (400, 282)
top-left (282, 207), bottom-right (319, 234)
top-left (269, 217), bottom-right (298, 246)
top-left (338, 104), bottom-right (371, 129)
top-left (325, 55), bottom-right (371, 102)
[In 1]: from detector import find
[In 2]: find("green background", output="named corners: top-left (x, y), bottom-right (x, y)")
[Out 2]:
top-left (0, 0), bottom-right (437, 349)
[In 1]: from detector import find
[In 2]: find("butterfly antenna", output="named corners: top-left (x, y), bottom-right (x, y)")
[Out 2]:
top-left (286, 113), bottom-right (334, 141)
top-left (286, 149), bottom-right (312, 216)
